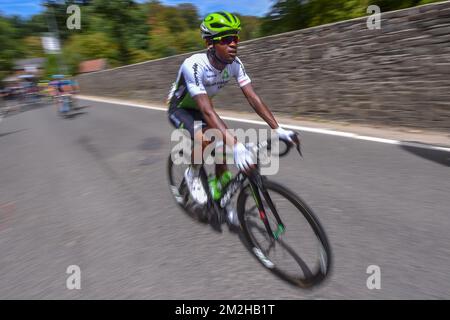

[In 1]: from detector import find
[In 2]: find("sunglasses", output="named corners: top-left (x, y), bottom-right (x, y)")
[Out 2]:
top-left (213, 35), bottom-right (239, 45)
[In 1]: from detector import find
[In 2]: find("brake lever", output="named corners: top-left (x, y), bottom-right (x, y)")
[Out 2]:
top-left (292, 132), bottom-right (303, 158)
top-left (297, 143), bottom-right (303, 158)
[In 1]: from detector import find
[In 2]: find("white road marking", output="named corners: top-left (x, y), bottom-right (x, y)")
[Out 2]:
top-left (75, 95), bottom-right (450, 153)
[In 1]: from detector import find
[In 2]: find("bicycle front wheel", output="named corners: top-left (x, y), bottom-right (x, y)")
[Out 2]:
top-left (237, 180), bottom-right (332, 288)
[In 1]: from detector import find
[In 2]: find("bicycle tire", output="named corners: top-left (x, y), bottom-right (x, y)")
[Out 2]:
top-left (237, 180), bottom-right (332, 288)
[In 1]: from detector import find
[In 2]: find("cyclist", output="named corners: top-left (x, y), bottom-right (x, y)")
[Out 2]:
top-left (53, 77), bottom-right (75, 114)
top-left (167, 11), bottom-right (297, 226)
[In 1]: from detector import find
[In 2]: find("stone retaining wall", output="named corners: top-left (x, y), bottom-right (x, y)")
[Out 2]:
top-left (77, 1), bottom-right (450, 131)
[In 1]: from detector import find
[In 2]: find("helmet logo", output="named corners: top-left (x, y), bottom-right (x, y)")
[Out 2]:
top-left (200, 11), bottom-right (241, 40)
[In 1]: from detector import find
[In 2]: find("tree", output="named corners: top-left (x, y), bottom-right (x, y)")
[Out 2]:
top-left (90, 0), bottom-right (140, 64)
top-left (176, 3), bottom-right (200, 30)
top-left (260, 0), bottom-right (443, 36)
top-left (23, 36), bottom-right (45, 58)
top-left (146, 1), bottom-right (203, 58)
top-left (237, 14), bottom-right (262, 41)
top-left (0, 17), bottom-right (24, 81)
top-left (367, 0), bottom-right (429, 11)
top-left (43, 54), bottom-right (60, 78)
top-left (260, 0), bottom-right (310, 36)
top-left (62, 32), bottom-right (119, 74)
top-left (148, 24), bottom-right (178, 58)
top-left (174, 29), bottom-right (205, 53)
top-left (1, 0), bottom-right (265, 78)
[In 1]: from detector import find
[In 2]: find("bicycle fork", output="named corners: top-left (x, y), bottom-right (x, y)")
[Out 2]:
top-left (249, 174), bottom-right (285, 240)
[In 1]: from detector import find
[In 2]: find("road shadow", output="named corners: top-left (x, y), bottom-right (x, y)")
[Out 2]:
top-left (21, 101), bottom-right (49, 111)
top-left (1, 99), bottom-right (49, 117)
top-left (400, 141), bottom-right (450, 167)
top-left (62, 112), bottom-right (87, 119)
top-left (0, 129), bottom-right (27, 138)
top-left (138, 137), bottom-right (163, 151)
top-left (72, 105), bottom-right (90, 111)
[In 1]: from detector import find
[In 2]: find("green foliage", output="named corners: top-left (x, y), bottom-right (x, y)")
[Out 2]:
top-left (146, 1), bottom-right (203, 59)
top-left (237, 15), bottom-right (262, 41)
top-left (148, 24), bottom-right (178, 58)
top-left (174, 30), bottom-right (205, 54)
top-left (63, 32), bottom-right (119, 74)
top-left (177, 3), bottom-right (201, 29)
top-left (129, 49), bottom-right (154, 64)
top-left (367, 0), bottom-right (439, 11)
top-left (1, 0), bottom-right (445, 81)
top-left (23, 36), bottom-right (46, 58)
top-left (43, 54), bottom-right (60, 78)
top-left (261, 0), bottom-right (443, 36)
top-left (0, 16), bottom-right (25, 81)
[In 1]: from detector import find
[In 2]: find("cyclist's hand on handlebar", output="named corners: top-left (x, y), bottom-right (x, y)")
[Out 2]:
top-left (233, 142), bottom-right (256, 173)
top-left (275, 127), bottom-right (298, 145)
top-left (275, 127), bottom-right (302, 157)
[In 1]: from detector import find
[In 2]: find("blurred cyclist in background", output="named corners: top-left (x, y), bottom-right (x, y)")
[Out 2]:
top-left (51, 75), bottom-right (77, 115)
top-left (167, 11), bottom-right (297, 226)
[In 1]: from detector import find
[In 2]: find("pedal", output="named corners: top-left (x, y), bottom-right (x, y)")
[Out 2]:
top-left (209, 212), bottom-right (223, 233)
top-left (208, 206), bottom-right (225, 233)
top-left (197, 206), bottom-right (209, 223)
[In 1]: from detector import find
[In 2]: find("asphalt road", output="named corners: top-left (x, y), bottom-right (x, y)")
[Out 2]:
top-left (1, 98), bottom-right (449, 299)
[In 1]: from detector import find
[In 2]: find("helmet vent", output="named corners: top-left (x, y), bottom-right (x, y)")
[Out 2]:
top-left (210, 23), bottom-right (227, 28)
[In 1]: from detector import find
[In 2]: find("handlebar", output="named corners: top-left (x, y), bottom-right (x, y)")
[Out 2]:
top-left (249, 131), bottom-right (302, 159)
top-left (207, 132), bottom-right (303, 165)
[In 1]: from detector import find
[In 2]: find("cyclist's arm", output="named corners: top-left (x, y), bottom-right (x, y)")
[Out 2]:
top-left (241, 83), bottom-right (279, 129)
top-left (193, 94), bottom-right (237, 147)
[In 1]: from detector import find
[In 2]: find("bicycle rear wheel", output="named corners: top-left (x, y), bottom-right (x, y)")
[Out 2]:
top-left (237, 180), bottom-right (331, 288)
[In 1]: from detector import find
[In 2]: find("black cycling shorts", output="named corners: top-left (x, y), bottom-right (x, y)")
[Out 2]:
top-left (168, 107), bottom-right (206, 139)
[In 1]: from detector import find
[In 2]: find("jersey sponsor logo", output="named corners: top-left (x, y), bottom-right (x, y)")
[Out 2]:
top-left (204, 80), bottom-right (228, 89)
top-left (192, 63), bottom-right (200, 86)
top-left (222, 69), bottom-right (229, 80)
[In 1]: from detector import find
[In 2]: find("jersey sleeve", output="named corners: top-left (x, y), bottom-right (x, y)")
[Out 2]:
top-left (233, 57), bottom-right (251, 88)
top-left (181, 59), bottom-right (207, 97)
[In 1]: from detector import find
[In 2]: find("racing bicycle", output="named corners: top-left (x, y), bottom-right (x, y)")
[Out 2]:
top-left (167, 133), bottom-right (332, 288)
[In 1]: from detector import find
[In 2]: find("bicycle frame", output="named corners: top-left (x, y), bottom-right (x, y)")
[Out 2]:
top-left (248, 172), bottom-right (286, 240)
top-left (205, 155), bottom-right (287, 240)
top-left (196, 135), bottom-right (300, 234)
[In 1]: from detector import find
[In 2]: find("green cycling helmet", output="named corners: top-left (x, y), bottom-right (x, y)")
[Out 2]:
top-left (200, 11), bottom-right (241, 40)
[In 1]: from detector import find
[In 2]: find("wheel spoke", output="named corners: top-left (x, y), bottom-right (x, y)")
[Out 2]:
top-left (239, 180), bottom-right (331, 287)
top-left (266, 239), bottom-right (276, 255)
top-left (276, 237), bottom-right (314, 280)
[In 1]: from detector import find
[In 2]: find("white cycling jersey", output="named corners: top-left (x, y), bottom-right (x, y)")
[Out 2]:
top-left (168, 53), bottom-right (251, 109)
